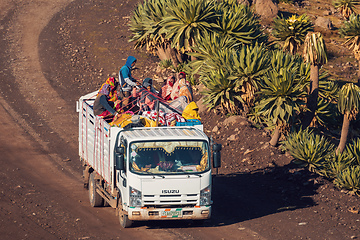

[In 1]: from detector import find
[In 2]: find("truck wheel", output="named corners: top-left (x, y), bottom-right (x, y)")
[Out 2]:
top-left (118, 196), bottom-right (132, 228)
top-left (89, 172), bottom-right (103, 207)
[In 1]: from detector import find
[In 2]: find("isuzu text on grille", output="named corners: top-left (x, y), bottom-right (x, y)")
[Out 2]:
top-left (162, 190), bottom-right (179, 194)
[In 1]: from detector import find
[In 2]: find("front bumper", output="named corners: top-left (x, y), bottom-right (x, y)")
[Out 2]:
top-left (127, 206), bottom-right (211, 221)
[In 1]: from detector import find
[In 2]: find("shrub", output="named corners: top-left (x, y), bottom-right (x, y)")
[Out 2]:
top-left (159, 59), bottom-right (173, 69)
top-left (282, 128), bottom-right (335, 172)
top-left (334, 165), bottom-right (360, 195)
top-left (319, 152), bottom-right (354, 179)
top-left (346, 138), bottom-right (360, 165)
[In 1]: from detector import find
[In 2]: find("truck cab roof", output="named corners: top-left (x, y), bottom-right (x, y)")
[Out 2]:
top-left (120, 127), bottom-right (208, 142)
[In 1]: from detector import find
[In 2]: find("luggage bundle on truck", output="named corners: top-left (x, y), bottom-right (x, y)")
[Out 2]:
top-left (76, 90), bottom-right (221, 228)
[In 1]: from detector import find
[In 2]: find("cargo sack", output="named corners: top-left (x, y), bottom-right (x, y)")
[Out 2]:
top-left (182, 101), bottom-right (201, 120)
top-left (110, 112), bottom-right (133, 127)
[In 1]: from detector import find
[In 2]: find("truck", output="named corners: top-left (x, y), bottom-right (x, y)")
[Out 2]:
top-left (76, 90), bottom-right (221, 228)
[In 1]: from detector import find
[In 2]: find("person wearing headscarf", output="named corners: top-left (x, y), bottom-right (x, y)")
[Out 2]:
top-left (159, 75), bottom-right (175, 101)
top-left (171, 72), bottom-right (191, 100)
top-left (119, 56), bottom-right (138, 110)
top-left (179, 77), bottom-right (193, 103)
top-left (93, 77), bottom-right (120, 119)
top-left (132, 78), bottom-right (158, 112)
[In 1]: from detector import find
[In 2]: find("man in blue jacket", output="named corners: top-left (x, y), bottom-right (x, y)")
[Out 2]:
top-left (119, 56), bottom-right (138, 110)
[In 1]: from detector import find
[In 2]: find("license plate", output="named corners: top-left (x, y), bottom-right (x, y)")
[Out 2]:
top-left (161, 209), bottom-right (182, 218)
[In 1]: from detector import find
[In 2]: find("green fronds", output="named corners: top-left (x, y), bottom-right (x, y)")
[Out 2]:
top-left (197, 42), bottom-right (271, 113)
top-left (318, 76), bottom-right (340, 100)
top-left (282, 128), bottom-right (335, 172)
top-left (159, 59), bottom-right (173, 69)
top-left (255, 68), bottom-right (307, 127)
top-left (333, 0), bottom-right (359, 19)
top-left (334, 165), bottom-right (360, 195)
top-left (189, 32), bottom-right (240, 74)
top-left (215, 1), bottom-right (267, 45)
top-left (346, 138), bottom-right (360, 165)
top-left (337, 83), bottom-right (360, 120)
top-left (269, 50), bottom-right (304, 74)
top-left (129, 0), bottom-right (170, 54)
top-left (303, 32), bottom-right (328, 66)
top-left (315, 98), bottom-right (341, 128)
top-left (201, 68), bottom-right (243, 114)
top-left (339, 13), bottom-right (360, 60)
top-left (340, 13), bottom-right (360, 38)
top-left (320, 152), bottom-right (354, 178)
top-left (229, 43), bottom-right (271, 111)
top-left (272, 14), bottom-right (314, 54)
top-left (161, 0), bottom-right (218, 53)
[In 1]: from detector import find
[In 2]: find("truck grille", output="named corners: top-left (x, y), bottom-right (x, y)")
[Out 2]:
top-left (143, 193), bottom-right (198, 207)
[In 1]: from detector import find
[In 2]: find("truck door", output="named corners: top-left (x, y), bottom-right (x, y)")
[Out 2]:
top-left (116, 135), bottom-right (128, 203)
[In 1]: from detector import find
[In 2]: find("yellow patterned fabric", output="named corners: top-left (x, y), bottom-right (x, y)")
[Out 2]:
top-left (182, 101), bottom-right (201, 120)
top-left (109, 113), bottom-right (133, 127)
top-left (196, 151), bottom-right (208, 172)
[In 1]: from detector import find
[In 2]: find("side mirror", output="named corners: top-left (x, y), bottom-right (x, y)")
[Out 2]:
top-left (115, 146), bottom-right (125, 154)
top-left (212, 143), bottom-right (222, 168)
top-left (115, 154), bottom-right (125, 171)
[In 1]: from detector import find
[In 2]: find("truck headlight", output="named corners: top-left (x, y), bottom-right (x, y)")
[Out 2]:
top-left (130, 186), bottom-right (142, 207)
top-left (200, 186), bottom-right (211, 206)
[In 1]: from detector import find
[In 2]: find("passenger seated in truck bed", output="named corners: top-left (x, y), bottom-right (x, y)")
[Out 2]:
top-left (132, 78), bottom-right (158, 112)
top-left (93, 77), bottom-right (121, 121)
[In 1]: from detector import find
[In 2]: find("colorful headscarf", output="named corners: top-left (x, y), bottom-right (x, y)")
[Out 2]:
top-left (160, 76), bottom-right (175, 100)
top-left (97, 77), bottom-right (118, 102)
top-left (179, 72), bottom-right (186, 79)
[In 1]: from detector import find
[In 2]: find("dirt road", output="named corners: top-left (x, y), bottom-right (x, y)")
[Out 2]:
top-left (0, 0), bottom-right (359, 239)
top-left (0, 1), bottom-right (262, 239)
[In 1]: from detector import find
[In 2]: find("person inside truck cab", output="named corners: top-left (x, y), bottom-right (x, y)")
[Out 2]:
top-left (93, 77), bottom-right (121, 121)
top-left (119, 56), bottom-right (139, 111)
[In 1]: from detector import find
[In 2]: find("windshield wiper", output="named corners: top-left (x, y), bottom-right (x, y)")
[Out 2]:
top-left (148, 173), bottom-right (165, 179)
top-left (176, 169), bottom-right (202, 177)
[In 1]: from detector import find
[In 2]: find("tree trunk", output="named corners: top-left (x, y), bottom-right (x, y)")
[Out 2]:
top-left (164, 45), bottom-right (180, 68)
top-left (336, 114), bottom-right (350, 155)
top-left (156, 47), bottom-right (168, 61)
top-left (270, 126), bottom-right (281, 146)
top-left (303, 64), bottom-right (319, 128)
top-left (357, 59), bottom-right (360, 86)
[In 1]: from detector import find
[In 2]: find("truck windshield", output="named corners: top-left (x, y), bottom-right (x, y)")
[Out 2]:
top-left (129, 141), bottom-right (209, 175)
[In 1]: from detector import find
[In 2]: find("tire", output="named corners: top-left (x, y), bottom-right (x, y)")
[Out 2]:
top-left (89, 172), bottom-right (103, 207)
top-left (118, 196), bottom-right (132, 228)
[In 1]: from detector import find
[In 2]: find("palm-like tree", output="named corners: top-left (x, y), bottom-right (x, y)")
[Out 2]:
top-left (303, 32), bottom-right (328, 127)
top-left (160, 0), bottom-right (218, 54)
top-left (269, 49), bottom-right (307, 78)
top-left (272, 14), bottom-right (314, 55)
top-left (194, 40), bottom-right (270, 113)
top-left (190, 32), bottom-right (239, 75)
top-left (282, 128), bottom-right (335, 172)
top-left (215, 0), bottom-right (267, 45)
top-left (228, 43), bottom-right (271, 113)
top-left (201, 68), bottom-right (243, 114)
top-left (315, 98), bottom-right (341, 128)
top-left (129, 0), bottom-right (171, 59)
top-left (333, 0), bottom-right (359, 20)
top-left (255, 69), bottom-right (307, 146)
top-left (340, 13), bottom-right (360, 83)
top-left (336, 83), bottom-right (360, 154)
